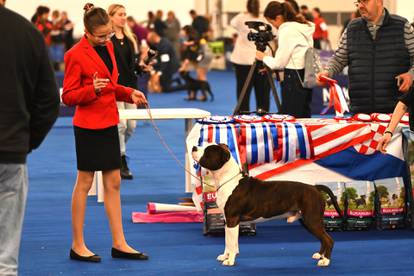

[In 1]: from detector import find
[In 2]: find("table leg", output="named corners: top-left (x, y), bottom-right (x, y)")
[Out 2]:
top-left (89, 171), bottom-right (104, 203)
top-left (185, 118), bottom-right (194, 193)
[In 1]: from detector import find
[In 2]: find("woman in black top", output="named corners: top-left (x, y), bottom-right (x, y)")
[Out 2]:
top-left (108, 4), bottom-right (141, 180)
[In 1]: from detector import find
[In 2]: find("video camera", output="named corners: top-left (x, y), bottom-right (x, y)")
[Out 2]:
top-left (245, 21), bottom-right (275, 52)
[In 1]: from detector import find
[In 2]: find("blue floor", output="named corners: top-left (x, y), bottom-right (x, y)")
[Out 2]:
top-left (21, 71), bottom-right (414, 275)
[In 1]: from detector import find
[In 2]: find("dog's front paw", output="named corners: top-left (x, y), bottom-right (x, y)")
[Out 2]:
top-left (317, 257), bottom-right (330, 267)
top-left (312, 252), bottom-right (322, 260)
top-left (222, 259), bottom-right (235, 266)
top-left (217, 253), bottom-right (228, 262)
top-left (221, 253), bottom-right (236, 266)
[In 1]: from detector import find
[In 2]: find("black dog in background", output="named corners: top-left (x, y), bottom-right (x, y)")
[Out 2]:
top-left (180, 71), bottom-right (214, 102)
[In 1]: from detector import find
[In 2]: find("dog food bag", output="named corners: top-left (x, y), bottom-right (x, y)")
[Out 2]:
top-left (201, 175), bottom-right (256, 236)
top-left (374, 177), bottom-right (406, 230)
top-left (317, 182), bottom-right (345, 231)
top-left (344, 181), bottom-right (375, 230)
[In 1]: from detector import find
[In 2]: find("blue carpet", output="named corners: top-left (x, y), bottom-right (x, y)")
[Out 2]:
top-left (21, 71), bottom-right (414, 275)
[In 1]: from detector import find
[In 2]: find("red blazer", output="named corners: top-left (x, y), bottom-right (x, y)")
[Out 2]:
top-left (62, 36), bottom-right (133, 129)
top-left (313, 17), bottom-right (328, 40)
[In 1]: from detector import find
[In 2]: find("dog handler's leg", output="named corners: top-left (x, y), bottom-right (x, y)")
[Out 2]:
top-left (222, 225), bottom-right (239, 266)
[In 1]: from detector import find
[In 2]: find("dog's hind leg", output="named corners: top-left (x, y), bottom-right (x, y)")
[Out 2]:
top-left (298, 219), bottom-right (322, 259)
top-left (304, 221), bottom-right (333, 266)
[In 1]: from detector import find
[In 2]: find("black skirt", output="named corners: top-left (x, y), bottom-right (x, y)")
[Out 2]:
top-left (74, 125), bottom-right (121, 171)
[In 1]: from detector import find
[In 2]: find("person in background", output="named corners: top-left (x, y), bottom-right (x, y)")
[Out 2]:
top-left (179, 25), bottom-right (213, 101)
top-left (60, 11), bottom-right (74, 51)
top-left (145, 11), bottom-right (155, 30)
top-left (341, 9), bottom-right (361, 36)
top-left (377, 92), bottom-right (413, 153)
top-left (165, 11), bottom-right (181, 60)
top-left (300, 5), bottom-right (314, 22)
top-left (230, 0), bottom-right (271, 113)
top-left (317, 0), bottom-right (414, 114)
top-left (108, 4), bottom-right (143, 180)
top-left (146, 30), bottom-right (181, 93)
top-left (50, 10), bottom-right (62, 44)
top-left (189, 9), bottom-right (209, 38)
top-left (0, 1), bottom-right (60, 274)
top-left (154, 10), bottom-right (167, 37)
top-left (256, 1), bottom-right (315, 118)
top-left (127, 16), bottom-right (148, 44)
top-left (33, 5), bottom-right (52, 47)
top-left (50, 10), bottom-right (64, 70)
top-left (62, 3), bottom-right (148, 262)
top-left (312, 7), bottom-right (329, 50)
top-left (285, 0), bottom-right (299, 13)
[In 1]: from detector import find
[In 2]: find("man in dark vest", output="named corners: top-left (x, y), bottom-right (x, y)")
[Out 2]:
top-left (318, 0), bottom-right (414, 114)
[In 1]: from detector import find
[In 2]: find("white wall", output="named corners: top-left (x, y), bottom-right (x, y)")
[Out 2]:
top-left (395, 0), bottom-right (414, 23)
top-left (223, 0), bottom-right (357, 12)
top-left (5, 0), bottom-right (196, 37)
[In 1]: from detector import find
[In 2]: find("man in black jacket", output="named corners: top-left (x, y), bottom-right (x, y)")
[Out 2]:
top-left (317, 0), bottom-right (414, 114)
top-left (0, 2), bottom-right (60, 275)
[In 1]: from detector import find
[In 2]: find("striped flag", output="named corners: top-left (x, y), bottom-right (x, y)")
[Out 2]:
top-left (186, 119), bottom-right (395, 210)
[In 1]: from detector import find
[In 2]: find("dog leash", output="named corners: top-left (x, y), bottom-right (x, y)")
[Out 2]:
top-left (142, 103), bottom-right (207, 184)
top-left (142, 103), bottom-right (247, 191)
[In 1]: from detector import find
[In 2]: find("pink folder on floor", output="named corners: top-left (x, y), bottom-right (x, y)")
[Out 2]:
top-left (132, 202), bottom-right (203, 223)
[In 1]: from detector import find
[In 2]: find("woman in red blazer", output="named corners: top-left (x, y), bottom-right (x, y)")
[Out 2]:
top-left (62, 3), bottom-right (148, 262)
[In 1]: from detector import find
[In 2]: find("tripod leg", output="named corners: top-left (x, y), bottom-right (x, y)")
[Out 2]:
top-left (233, 61), bottom-right (257, 115)
top-left (266, 68), bottom-right (282, 113)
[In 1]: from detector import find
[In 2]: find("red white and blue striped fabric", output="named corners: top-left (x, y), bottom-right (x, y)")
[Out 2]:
top-left (186, 119), bottom-right (404, 210)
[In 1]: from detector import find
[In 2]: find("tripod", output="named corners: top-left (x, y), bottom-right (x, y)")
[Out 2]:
top-left (233, 60), bottom-right (282, 115)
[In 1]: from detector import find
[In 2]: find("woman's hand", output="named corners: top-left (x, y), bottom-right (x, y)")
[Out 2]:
top-left (139, 60), bottom-right (153, 72)
top-left (93, 72), bottom-right (110, 94)
top-left (131, 90), bottom-right (148, 106)
top-left (255, 51), bottom-right (265, 61)
top-left (376, 132), bottom-right (392, 153)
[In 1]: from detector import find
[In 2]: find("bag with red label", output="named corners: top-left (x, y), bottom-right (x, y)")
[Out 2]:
top-left (318, 182), bottom-right (346, 231)
top-left (374, 177), bottom-right (406, 230)
top-left (344, 181), bottom-right (375, 230)
top-left (201, 174), bottom-right (256, 236)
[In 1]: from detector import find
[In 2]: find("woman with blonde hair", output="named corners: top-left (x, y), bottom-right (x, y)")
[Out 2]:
top-left (108, 4), bottom-right (141, 180)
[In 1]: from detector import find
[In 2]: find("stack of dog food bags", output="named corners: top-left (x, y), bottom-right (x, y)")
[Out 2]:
top-left (202, 172), bottom-right (256, 236)
top-left (374, 177), bottom-right (406, 229)
top-left (317, 182), bottom-right (345, 231)
top-left (344, 181), bottom-right (375, 230)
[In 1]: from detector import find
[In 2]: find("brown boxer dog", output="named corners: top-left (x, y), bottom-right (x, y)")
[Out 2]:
top-left (192, 143), bottom-right (342, 267)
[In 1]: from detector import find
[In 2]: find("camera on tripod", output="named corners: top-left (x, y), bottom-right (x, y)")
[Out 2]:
top-left (245, 21), bottom-right (275, 52)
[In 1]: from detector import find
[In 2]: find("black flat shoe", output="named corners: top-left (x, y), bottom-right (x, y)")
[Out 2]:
top-left (70, 249), bottom-right (101, 263)
top-left (111, 248), bottom-right (149, 260)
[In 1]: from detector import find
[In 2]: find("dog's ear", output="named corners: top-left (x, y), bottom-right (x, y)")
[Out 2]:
top-left (220, 146), bottom-right (231, 164)
top-left (218, 143), bottom-right (230, 151)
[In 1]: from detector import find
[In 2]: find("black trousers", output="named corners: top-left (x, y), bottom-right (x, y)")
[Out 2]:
top-left (281, 69), bottom-right (313, 118)
top-left (234, 63), bottom-right (270, 113)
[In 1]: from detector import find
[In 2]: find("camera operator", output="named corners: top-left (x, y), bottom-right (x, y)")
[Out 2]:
top-left (231, 0), bottom-right (272, 113)
top-left (256, 1), bottom-right (315, 118)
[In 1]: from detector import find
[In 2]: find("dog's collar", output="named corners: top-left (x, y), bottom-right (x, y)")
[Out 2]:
top-left (216, 171), bottom-right (245, 192)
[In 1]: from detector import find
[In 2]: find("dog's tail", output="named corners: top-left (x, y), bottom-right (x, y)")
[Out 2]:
top-left (315, 185), bottom-right (343, 218)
